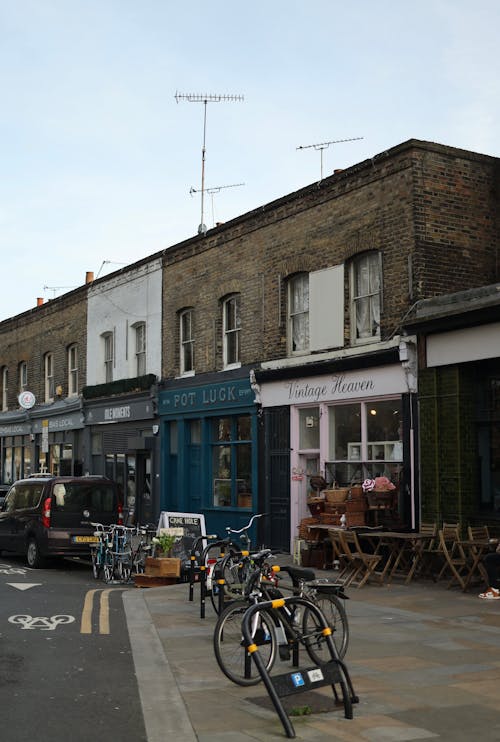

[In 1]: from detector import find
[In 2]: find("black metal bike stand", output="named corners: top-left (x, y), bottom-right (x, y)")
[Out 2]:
top-left (241, 596), bottom-right (358, 739)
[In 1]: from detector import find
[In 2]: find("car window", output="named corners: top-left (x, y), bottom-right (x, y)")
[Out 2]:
top-left (4, 485), bottom-right (43, 511)
top-left (52, 483), bottom-right (116, 513)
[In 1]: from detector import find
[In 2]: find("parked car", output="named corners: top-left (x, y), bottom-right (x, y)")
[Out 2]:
top-left (0, 475), bottom-right (123, 568)
top-left (0, 484), bottom-right (9, 510)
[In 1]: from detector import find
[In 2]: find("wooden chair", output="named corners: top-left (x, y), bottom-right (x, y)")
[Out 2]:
top-left (405, 521), bottom-right (438, 582)
top-left (436, 524), bottom-right (469, 589)
top-left (337, 530), bottom-right (384, 588)
top-left (466, 525), bottom-right (491, 586)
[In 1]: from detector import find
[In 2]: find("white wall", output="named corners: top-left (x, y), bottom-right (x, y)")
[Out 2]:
top-left (86, 259), bottom-right (162, 385)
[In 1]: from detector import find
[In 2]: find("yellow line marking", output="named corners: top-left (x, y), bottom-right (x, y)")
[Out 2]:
top-left (81, 587), bottom-right (126, 635)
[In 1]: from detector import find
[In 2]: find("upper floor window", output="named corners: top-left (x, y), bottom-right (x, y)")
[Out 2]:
top-left (135, 323), bottom-right (146, 376)
top-left (103, 332), bottom-right (114, 383)
top-left (44, 353), bottom-right (54, 402)
top-left (350, 252), bottom-right (382, 344)
top-left (180, 309), bottom-right (195, 375)
top-left (67, 345), bottom-right (78, 397)
top-left (223, 295), bottom-right (241, 368)
top-left (19, 361), bottom-right (28, 393)
top-left (288, 273), bottom-right (309, 354)
top-left (1, 367), bottom-right (8, 411)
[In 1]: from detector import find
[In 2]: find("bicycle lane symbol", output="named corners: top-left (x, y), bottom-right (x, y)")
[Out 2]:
top-left (8, 615), bottom-right (75, 631)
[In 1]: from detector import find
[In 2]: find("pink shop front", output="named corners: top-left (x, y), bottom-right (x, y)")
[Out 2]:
top-left (255, 359), bottom-right (419, 552)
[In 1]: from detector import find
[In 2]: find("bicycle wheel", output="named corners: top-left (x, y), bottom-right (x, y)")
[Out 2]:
top-left (91, 547), bottom-right (102, 580)
top-left (209, 556), bottom-right (245, 614)
top-left (213, 601), bottom-right (277, 686)
top-left (302, 593), bottom-right (349, 663)
top-left (103, 553), bottom-right (115, 583)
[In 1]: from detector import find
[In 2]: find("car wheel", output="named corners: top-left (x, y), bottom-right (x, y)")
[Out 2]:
top-left (26, 538), bottom-right (45, 569)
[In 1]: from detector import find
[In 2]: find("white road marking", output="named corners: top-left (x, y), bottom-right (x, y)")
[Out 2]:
top-left (8, 614), bottom-right (75, 630)
top-left (6, 583), bottom-right (42, 590)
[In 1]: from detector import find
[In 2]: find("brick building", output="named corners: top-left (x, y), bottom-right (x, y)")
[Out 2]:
top-left (0, 278), bottom-right (89, 481)
top-left (0, 138), bottom-right (498, 550)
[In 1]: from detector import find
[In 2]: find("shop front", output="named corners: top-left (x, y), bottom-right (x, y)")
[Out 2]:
top-left (84, 394), bottom-right (159, 525)
top-left (158, 373), bottom-right (258, 539)
top-left (0, 415), bottom-right (33, 484)
top-left (255, 353), bottom-right (418, 552)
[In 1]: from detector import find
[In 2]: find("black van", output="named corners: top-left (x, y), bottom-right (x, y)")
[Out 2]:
top-left (0, 476), bottom-right (123, 568)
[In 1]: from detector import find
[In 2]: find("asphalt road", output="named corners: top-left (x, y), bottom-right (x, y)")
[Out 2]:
top-left (0, 554), bottom-right (147, 742)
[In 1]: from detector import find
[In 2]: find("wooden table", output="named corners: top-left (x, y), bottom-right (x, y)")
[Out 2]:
top-left (357, 531), bottom-right (429, 585)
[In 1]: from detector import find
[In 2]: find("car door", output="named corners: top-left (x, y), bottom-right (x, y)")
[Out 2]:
top-left (0, 486), bottom-right (18, 553)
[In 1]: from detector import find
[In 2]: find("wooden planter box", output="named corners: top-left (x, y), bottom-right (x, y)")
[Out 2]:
top-left (145, 557), bottom-right (181, 578)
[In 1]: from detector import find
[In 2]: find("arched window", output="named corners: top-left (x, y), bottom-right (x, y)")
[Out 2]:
top-left (287, 273), bottom-right (309, 354)
top-left (350, 252), bottom-right (382, 343)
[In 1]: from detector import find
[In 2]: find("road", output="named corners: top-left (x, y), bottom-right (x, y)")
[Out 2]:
top-left (0, 555), bottom-right (147, 742)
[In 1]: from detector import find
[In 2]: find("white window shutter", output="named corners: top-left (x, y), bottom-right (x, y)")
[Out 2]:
top-left (309, 264), bottom-right (344, 351)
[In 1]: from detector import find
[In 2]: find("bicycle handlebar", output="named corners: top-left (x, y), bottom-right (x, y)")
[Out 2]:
top-left (225, 512), bottom-right (268, 535)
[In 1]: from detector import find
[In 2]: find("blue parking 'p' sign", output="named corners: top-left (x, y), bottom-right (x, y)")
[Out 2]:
top-left (291, 672), bottom-right (305, 688)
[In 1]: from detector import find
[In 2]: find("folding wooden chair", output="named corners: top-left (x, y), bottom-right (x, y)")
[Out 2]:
top-left (466, 525), bottom-right (491, 586)
top-left (436, 524), bottom-right (469, 589)
top-left (337, 530), bottom-right (384, 588)
top-left (407, 521), bottom-right (438, 581)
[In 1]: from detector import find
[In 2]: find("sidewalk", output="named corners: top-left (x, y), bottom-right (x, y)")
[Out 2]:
top-left (123, 566), bottom-right (500, 742)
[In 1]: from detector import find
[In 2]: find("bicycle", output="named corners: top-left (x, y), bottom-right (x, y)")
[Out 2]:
top-left (213, 554), bottom-right (349, 686)
top-left (208, 513), bottom-right (266, 613)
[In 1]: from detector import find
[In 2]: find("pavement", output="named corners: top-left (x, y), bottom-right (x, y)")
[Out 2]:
top-left (122, 560), bottom-right (500, 742)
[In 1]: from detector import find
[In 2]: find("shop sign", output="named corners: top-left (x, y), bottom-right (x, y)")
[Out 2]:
top-left (41, 420), bottom-right (49, 454)
top-left (86, 399), bottom-right (154, 425)
top-left (32, 412), bottom-right (84, 433)
top-left (159, 378), bottom-right (254, 415)
top-left (0, 422), bottom-right (32, 437)
top-left (260, 364), bottom-right (407, 407)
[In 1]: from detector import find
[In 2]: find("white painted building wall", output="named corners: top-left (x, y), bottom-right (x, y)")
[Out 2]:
top-left (86, 259), bottom-right (162, 385)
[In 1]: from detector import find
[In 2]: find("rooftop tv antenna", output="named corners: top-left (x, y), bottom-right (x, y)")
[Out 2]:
top-left (43, 285), bottom-right (78, 298)
top-left (175, 91), bottom-right (244, 234)
top-left (189, 182), bottom-right (245, 228)
top-left (296, 137), bottom-right (364, 180)
top-left (95, 260), bottom-right (128, 280)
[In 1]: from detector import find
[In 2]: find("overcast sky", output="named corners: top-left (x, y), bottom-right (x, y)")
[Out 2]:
top-left (1, 0), bottom-right (499, 320)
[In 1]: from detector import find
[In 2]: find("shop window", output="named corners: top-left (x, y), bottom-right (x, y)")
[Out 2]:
top-left (67, 345), bottom-right (78, 397)
top-left (326, 399), bottom-right (402, 486)
top-left (19, 361), bottom-right (28, 392)
top-left (298, 407), bottom-right (320, 450)
top-left (350, 252), bottom-right (382, 344)
top-left (1, 366), bottom-right (8, 411)
top-left (288, 273), bottom-right (309, 354)
top-left (134, 323), bottom-right (146, 377)
top-left (222, 295), bottom-right (241, 369)
top-left (212, 415), bottom-right (252, 508)
top-left (179, 309), bottom-right (195, 375)
top-left (44, 353), bottom-right (54, 402)
top-left (102, 332), bottom-right (114, 383)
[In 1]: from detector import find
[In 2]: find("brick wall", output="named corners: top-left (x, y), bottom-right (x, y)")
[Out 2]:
top-left (162, 140), bottom-right (499, 377)
top-left (0, 289), bottom-right (87, 408)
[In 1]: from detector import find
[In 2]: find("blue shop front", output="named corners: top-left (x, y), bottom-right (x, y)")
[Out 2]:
top-left (158, 374), bottom-right (259, 538)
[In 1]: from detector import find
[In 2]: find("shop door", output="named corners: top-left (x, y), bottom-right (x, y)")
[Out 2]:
top-left (135, 453), bottom-right (153, 525)
top-left (263, 407), bottom-right (290, 552)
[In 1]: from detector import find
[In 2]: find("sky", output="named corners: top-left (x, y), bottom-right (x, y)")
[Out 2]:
top-left (1, 0), bottom-right (499, 320)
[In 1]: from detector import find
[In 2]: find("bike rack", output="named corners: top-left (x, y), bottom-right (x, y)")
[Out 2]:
top-left (240, 596), bottom-right (358, 739)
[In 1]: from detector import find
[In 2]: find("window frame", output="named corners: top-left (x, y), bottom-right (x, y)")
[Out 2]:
top-left (179, 309), bottom-right (195, 376)
top-left (19, 361), bottom-right (28, 393)
top-left (287, 273), bottom-right (309, 355)
top-left (67, 344), bottom-right (78, 397)
top-left (44, 352), bottom-right (54, 402)
top-left (350, 252), bottom-right (382, 345)
top-left (222, 294), bottom-right (241, 369)
top-left (1, 366), bottom-right (8, 411)
top-left (134, 322), bottom-right (146, 377)
top-left (102, 332), bottom-right (114, 383)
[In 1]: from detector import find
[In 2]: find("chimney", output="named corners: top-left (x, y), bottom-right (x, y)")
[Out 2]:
top-left (334, 169), bottom-right (344, 174)
top-left (37, 297), bottom-right (44, 306)
top-left (86, 271), bottom-right (94, 284)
